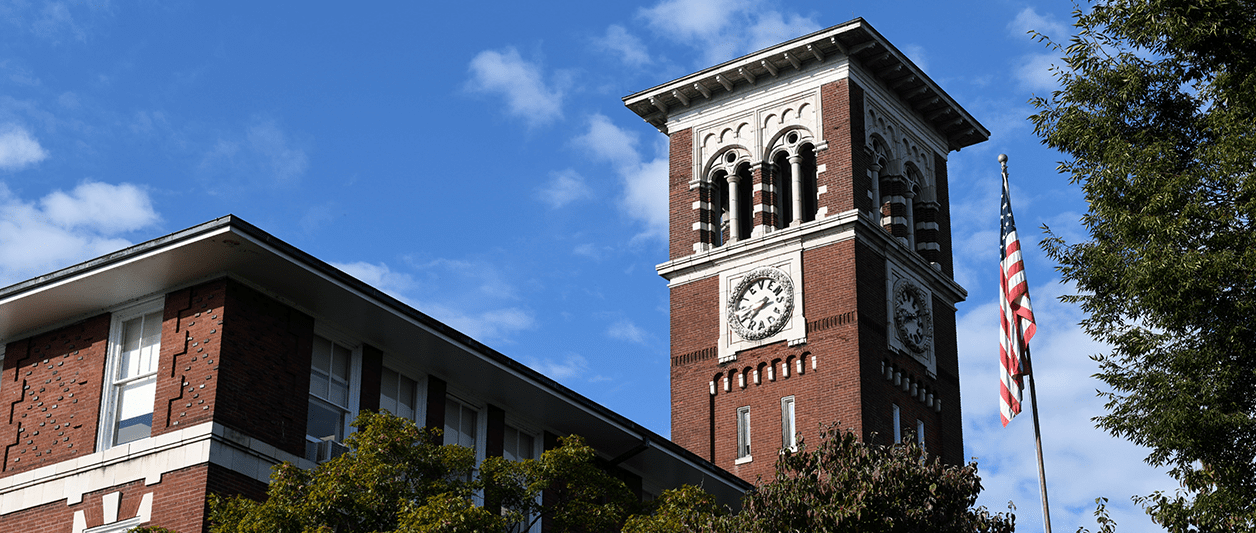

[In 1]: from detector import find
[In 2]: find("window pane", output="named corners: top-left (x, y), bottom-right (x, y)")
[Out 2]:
top-left (504, 426), bottom-right (535, 462)
top-left (781, 397), bottom-right (795, 449)
top-left (114, 377), bottom-right (156, 445)
top-left (312, 336), bottom-right (332, 373)
top-left (331, 343), bottom-right (352, 381)
top-left (310, 369), bottom-right (329, 398)
top-left (736, 407), bottom-right (751, 458)
top-left (329, 380), bottom-right (349, 408)
top-left (138, 311), bottom-right (162, 373)
top-left (398, 376), bottom-right (416, 420)
top-left (307, 399), bottom-right (344, 441)
top-left (445, 398), bottom-right (477, 449)
top-left (382, 368), bottom-right (399, 402)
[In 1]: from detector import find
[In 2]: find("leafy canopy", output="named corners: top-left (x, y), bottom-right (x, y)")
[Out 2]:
top-left (1029, 0), bottom-right (1256, 529)
top-left (207, 411), bottom-right (634, 533)
top-left (625, 425), bottom-right (1015, 533)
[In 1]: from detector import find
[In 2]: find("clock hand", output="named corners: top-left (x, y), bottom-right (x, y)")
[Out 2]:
top-left (740, 296), bottom-right (771, 322)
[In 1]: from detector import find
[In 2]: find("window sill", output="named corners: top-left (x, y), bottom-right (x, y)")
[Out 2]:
top-left (734, 455), bottom-right (753, 465)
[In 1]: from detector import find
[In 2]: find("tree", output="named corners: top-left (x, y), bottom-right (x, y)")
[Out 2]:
top-left (1029, 0), bottom-right (1256, 529)
top-left (625, 425), bottom-right (1015, 533)
top-left (207, 411), bottom-right (635, 533)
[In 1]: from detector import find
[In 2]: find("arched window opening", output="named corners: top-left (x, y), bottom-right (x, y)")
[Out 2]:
top-left (773, 151), bottom-right (793, 229)
top-left (798, 144), bottom-right (818, 223)
top-left (733, 163), bottom-right (753, 240)
top-left (905, 165), bottom-right (923, 251)
top-left (712, 171), bottom-right (730, 247)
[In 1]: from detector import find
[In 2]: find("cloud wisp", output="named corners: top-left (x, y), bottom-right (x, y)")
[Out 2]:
top-left (639, 0), bottom-right (819, 65)
top-left (200, 119), bottom-right (310, 187)
top-left (573, 114), bottom-right (668, 243)
top-left (467, 48), bottom-right (567, 129)
top-left (0, 124), bottom-right (48, 170)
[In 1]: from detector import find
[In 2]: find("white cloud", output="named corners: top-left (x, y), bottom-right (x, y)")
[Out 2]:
top-left (1015, 52), bottom-right (1061, 94)
top-left (959, 283), bottom-right (1176, 530)
top-left (1009, 7), bottom-right (1070, 42)
top-left (898, 44), bottom-right (930, 73)
top-left (467, 48), bottom-right (565, 128)
top-left (40, 181), bottom-right (158, 233)
top-left (747, 11), bottom-right (820, 53)
top-left (433, 305), bottom-right (536, 342)
top-left (0, 181), bottom-right (159, 285)
top-left (573, 114), bottom-right (669, 242)
top-left (596, 25), bottom-right (652, 67)
top-left (640, 0), bottom-right (817, 65)
top-left (0, 124), bottom-right (48, 170)
top-left (331, 261), bottom-right (416, 300)
top-left (608, 318), bottom-right (650, 344)
top-left (246, 120), bottom-right (309, 182)
top-left (524, 352), bottom-right (609, 383)
top-left (538, 169), bottom-right (593, 208)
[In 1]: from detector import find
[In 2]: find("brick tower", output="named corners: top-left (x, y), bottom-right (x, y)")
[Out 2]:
top-left (624, 19), bottom-right (988, 483)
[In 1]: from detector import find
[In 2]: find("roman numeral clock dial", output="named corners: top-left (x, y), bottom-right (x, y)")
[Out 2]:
top-left (727, 266), bottom-right (795, 341)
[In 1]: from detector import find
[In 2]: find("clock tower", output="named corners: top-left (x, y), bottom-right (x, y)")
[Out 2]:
top-left (624, 19), bottom-right (987, 482)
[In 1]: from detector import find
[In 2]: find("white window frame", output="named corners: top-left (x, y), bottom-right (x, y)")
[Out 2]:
top-left (305, 325), bottom-right (363, 462)
top-left (379, 366), bottom-right (423, 423)
top-left (735, 406), bottom-right (752, 464)
top-left (503, 417), bottom-right (543, 533)
top-left (780, 396), bottom-right (796, 452)
top-left (503, 417), bottom-right (541, 463)
top-left (917, 419), bottom-right (926, 448)
top-left (892, 403), bottom-right (902, 443)
top-left (97, 299), bottom-right (164, 451)
top-left (443, 392), bottom-right (487, 463)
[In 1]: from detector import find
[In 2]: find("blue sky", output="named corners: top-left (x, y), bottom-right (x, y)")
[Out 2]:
top-left (0, 0), bottom-right (1174, 529)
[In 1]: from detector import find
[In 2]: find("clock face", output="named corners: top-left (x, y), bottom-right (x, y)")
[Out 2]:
top-left (893, 281), bottom-right (932, 353)
top-left (728, 266), bottom-right (795, 341)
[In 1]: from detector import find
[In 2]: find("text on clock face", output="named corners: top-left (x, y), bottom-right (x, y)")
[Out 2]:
top-left (737, 279), bottom-right (787, 330)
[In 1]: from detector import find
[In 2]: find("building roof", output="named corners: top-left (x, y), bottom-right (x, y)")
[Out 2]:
top-left (623, 18), bottom-right (989, 152)
top-left (0, 215), bottom-right (752, 506)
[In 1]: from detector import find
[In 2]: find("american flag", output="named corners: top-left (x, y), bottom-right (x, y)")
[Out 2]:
top-left (1000, 162), bottom-right (1036, 426)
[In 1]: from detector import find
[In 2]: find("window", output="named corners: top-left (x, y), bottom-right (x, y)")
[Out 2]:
top-left (892, 404), bottom-right (902, 442)
top-left (503, 423), bottom-right (536, 462)
top-left (380, 367), bottom-right (419, 421)
top-left (503, 423), bottom-right (540, 533)
top-left (781, 396), bottom-right (796, 451)
top-left (100, 302), bottom-right (163, 448)
top-left (444, 395), bottom-right (479, 449)
top-left (306, 334), bottom-right (355, 462)
top-left (917, 419), bottom-right (926, 448)
top-left (736, 406), bottom-right (751, 462)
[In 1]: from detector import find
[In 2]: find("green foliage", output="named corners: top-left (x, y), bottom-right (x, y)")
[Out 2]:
top-left (1029, 0), bottom-right (1256, 529)
top-left (626, 426), bottom-right (1014, 533)
top-left (208, 411), bottom-right (633, 533)
top-left (623, 485), bottom-right (727, 533)
top-left (1076, 497), bottom-right (1118, 533)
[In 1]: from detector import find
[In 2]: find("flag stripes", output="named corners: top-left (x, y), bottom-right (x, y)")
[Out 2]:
top-left (1000, 168), bottom-right (1036, 426)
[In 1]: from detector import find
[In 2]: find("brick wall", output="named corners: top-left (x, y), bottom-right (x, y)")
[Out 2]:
top-left (214, 280), bottom-right (314, 457)
top-left (2, 313), bottom-right (111, 475)
top-left (0, 464), bottom-right (217, 533)
top-left (669, 275), bottom-right (718, 458)
top-left (668, 128), bottom-right (694, 260)
top-left (815, 78), bottom-right (866, 217)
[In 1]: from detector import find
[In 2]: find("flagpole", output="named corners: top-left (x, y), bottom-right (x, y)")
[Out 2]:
top-left (1023, 346), bottom-right (1052, 533)
top-left (1001, 153), bottom-right (1052, 533)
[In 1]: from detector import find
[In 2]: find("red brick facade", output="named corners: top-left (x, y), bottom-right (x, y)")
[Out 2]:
top-left (0, 278), bottom-right (316, 532)
top-left (665, 76), bottom-right (966, 483)
top-left (2, 314), bottom-right (111, 474)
